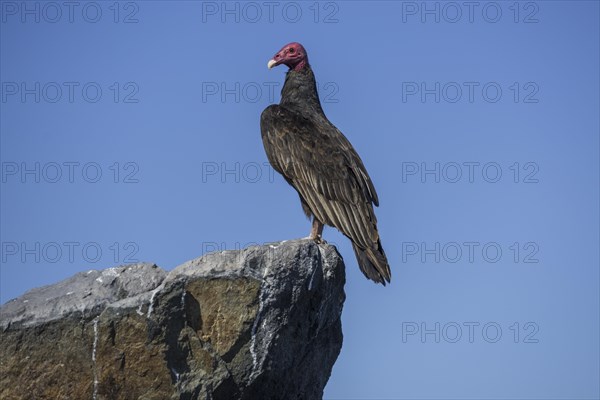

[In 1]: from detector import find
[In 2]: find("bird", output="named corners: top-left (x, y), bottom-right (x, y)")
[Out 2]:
top-left (260, 42), bottom-right (391, 285)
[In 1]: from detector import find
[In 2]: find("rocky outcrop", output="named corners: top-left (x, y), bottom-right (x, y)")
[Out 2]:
top-left (0, 239), bottom-right (345, 400)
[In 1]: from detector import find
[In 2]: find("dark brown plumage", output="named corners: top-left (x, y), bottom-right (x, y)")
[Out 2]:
top-left (261, 42), bottom-right (391, 285)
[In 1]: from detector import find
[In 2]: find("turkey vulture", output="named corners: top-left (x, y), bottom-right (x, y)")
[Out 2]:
top-left (260, 42), bottom-right (391, 285)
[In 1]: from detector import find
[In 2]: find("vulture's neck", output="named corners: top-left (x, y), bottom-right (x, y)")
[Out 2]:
top-left (280, 65), bottom-right (325, 117)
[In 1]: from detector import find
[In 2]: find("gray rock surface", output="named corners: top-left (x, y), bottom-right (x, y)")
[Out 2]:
top-left (0, 239), bottom-right (345, 400)
top-left (0, 263), bottom-right (166, 330)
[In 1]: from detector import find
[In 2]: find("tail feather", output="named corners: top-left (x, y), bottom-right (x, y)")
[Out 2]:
top-left (352, 240), bottom-right (391, 285)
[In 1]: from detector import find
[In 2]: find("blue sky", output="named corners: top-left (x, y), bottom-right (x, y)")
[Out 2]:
top-left (1, 1), bottom-right (598, 398)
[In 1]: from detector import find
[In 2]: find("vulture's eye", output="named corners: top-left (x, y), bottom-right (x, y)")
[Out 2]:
top-left (289, 48), bottom-right (295, 53)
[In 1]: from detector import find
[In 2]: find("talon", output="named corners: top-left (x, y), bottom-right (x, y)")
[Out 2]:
top-left (314, 236), bottom-right (327, 245)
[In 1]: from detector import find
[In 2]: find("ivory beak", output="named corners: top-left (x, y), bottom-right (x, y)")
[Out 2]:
top-left (267, 59), bottom-right (277, 69)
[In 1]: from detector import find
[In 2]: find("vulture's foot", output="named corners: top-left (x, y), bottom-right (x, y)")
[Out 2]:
top-left (308, 233), bottom-right (327, 244)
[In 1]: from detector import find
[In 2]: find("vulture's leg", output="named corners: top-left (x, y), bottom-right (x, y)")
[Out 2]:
top-left (310, 218), bottom-right (325, 244)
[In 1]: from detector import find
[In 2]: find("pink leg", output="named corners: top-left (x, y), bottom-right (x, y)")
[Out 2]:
top-left (309, 218), bottom-right (325, 243)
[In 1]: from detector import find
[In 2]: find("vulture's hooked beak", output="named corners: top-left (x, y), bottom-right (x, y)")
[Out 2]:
top-left (267, 59), bottom-right (279, 69)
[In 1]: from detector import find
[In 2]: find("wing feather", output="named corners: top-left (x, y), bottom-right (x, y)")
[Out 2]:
top-left (261, 104), bottom-right (379, 250)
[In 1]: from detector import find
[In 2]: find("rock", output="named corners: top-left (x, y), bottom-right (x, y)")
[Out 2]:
top-left (0, 239), bottom-right (345, 400)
